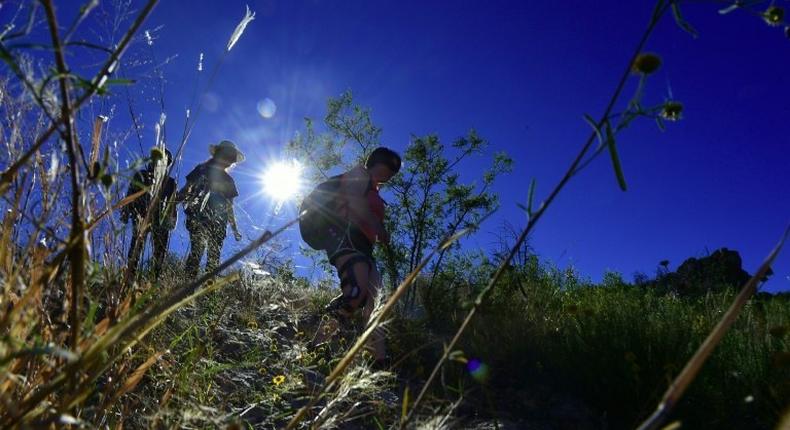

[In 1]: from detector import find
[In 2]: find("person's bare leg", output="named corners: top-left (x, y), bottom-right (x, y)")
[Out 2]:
top-left (361, 264), bottom-right (386, 362)
top-left (311, 254), bottom-right (355, 346)
top-left (316, 253), bottom-right (386, 361)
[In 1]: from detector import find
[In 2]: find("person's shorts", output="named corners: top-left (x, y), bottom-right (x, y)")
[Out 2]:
top-left (325, 224), bottom-right (373, 265)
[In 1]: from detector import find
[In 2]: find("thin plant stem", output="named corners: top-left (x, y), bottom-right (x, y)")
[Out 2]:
top-left (42, 0), bottom-right (85, 356)
top-left (402, 1), bottom-right (670, 425)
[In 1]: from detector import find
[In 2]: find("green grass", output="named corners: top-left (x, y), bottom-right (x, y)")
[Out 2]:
top-left (89, 258), bottom-right (789, 429)
top-left (418, 263), bottom-right (790, 429)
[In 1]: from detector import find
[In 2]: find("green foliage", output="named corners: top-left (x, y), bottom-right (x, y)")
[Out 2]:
top-left (385, 131), bottom-right (512, 289)
top-left (287, 91), bottom-right (513, 296)
top-left (286, 90), bottom-right (381, 182)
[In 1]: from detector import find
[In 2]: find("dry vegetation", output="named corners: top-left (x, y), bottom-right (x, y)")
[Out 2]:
top-left (0, 1), bottom-right (788, 429)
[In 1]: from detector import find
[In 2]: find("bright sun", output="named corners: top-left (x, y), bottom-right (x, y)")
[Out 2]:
top-left (261, 160), bottom-right (303, 201)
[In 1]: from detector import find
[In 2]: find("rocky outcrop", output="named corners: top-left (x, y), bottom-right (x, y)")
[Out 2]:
top-left (653, 248), bottom-right (765, 296)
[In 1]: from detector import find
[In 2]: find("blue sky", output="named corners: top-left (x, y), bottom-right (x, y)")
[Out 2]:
top-left (10, 1), bottom-right (789, 291)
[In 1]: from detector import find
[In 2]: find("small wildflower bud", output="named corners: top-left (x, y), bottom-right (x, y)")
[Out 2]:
top-left (660, 101), bottom-right (684, 121)
top-left (763, 6), bottom-right (784, 26)
top-left (632, 52), bottom-right (662, 75)
top-left (150, 147), bottom-right (164, 162)
top-left (101, 173), bottom-right (114, 188)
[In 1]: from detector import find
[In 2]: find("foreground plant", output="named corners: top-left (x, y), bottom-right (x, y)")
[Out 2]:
top-left (0, 1), bottom-right (270, 426)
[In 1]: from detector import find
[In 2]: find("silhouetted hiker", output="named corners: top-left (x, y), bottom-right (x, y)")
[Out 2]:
top-left (121, 147), bottom-right (178, 279)
top-left (300, 147), bottom-right (401, 364)
top-left (178, 140), bottom-right (244, 279)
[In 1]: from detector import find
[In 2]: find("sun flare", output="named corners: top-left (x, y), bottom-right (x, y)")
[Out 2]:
top-left (261, 160), bottom-right (303, 201)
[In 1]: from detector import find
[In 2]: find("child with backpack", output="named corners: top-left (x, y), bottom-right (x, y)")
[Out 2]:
top-left (121, 147), bottom-right (178, 279)
top-left (300, 147), bottom-right (401, 365)
top-left (178, 140), bottom-right (245, 279)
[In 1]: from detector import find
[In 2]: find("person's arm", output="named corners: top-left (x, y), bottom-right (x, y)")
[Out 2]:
top-left (343, 168), bottom-right (388, 243)
top-left (223, 173), bottom-right (242, 241)
top-left (228, 199), bottom-right (242, 241)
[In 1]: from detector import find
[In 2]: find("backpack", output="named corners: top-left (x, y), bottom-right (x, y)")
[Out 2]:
top-left (182, 172), bottom-right (212, 217)
top-left (182, 163), bottom-right (236, 223)
top-left (299, 174), bottom-right (346, 250)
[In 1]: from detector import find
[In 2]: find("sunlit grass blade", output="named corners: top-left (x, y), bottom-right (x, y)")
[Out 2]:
top-left (86, 189), bottom-right (145, 232)
top-left (226, 5), bottom-right (255, 52)
top-left (89, 115), bottom-right (105, 169)
top-left (0, 345), bottom-right (78, 367)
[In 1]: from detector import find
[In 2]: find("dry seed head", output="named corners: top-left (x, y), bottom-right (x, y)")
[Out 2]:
top-left (661, 101), bottom-right (684, 121)
top-left (763, 6), bottom-right (784, 26)
top-left (632, 52), bottom-right (662, 75)
top-left (226, 5), bottom-right (255, 52)
top-left (150, 147), bottom-right (164, 162)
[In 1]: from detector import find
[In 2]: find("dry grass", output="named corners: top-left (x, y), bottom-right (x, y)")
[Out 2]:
top-left (1, 1), bottom-right (788, 429)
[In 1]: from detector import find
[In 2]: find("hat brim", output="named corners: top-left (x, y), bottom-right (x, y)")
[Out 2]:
top-left (209, 144), bottom-right (245, 163)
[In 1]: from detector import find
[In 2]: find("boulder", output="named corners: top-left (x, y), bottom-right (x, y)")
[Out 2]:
top-left (656, 248), bottom-right (758, 296)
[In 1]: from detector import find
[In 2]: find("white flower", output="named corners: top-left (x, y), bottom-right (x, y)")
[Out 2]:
top-left (226, 5), bottom-right (255, 52)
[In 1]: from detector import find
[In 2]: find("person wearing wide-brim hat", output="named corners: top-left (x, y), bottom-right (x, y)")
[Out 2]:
top-left (178, 140), bottom-right (245, 278)
top-left (209, 140), bottom-right (246, 163)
